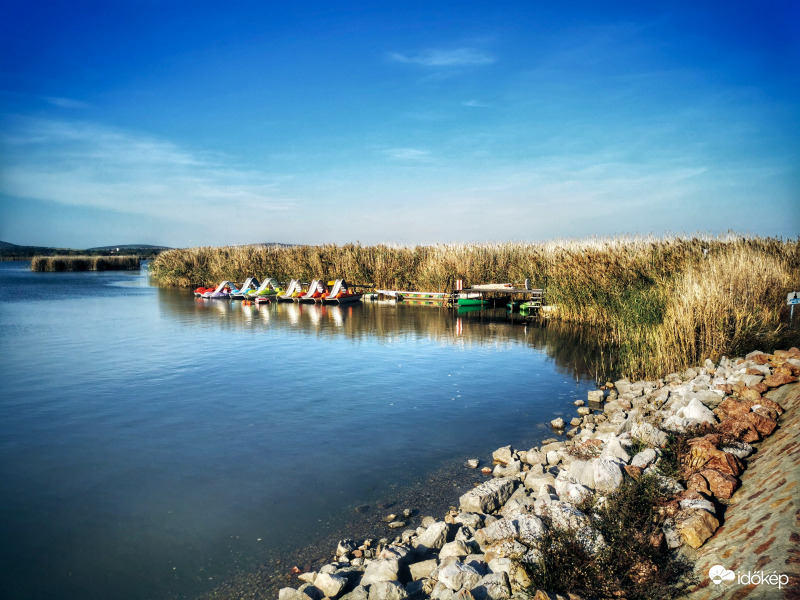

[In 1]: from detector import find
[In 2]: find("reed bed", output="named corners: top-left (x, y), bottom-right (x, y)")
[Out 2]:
top-left (31, 255), bottom-right (141, 272)
top-left (149, 235), bottom-right (800, 378)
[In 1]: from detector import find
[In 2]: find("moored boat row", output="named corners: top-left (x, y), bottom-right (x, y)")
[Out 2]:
top-left (194, 278), bottom-right (364, 305)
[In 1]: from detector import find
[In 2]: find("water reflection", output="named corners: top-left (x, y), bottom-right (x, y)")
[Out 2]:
top-left (159, 290), bottom-right (616, 381)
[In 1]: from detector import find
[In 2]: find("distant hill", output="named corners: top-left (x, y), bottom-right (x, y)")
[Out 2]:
top-left (0, 241), bottom-right (171, 259)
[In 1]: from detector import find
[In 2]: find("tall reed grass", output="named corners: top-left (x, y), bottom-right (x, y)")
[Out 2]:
top-left (149, 235), bottom-right (800, 378)
top-left (31, 255), bottom-right (141, 271)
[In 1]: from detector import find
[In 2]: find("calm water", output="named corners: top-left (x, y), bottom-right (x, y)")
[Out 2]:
top-left (0, 261), bottom-right (598, 600)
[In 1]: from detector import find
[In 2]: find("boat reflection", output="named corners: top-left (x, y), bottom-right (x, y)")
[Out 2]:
top-left (162, 289), bottom-right (618, 380)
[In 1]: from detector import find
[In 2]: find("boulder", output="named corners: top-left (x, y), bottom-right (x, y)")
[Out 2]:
top-left (764, 372), bottom-right (797, 387)
top-left (369, 581), bottom-right (409, 600)
top-left (437, 561), bottom-right (482, 592)
top-left (413, 521), bottom-right (450, 554)
top-left (630, 422), bottom-right (668, 447)
top-left (315, 573), bottom-right (348, 599)
top-left (593, 458), bottom-right (624, 493)
top-left (440, 541), bottom-right (470, 559)
top-left (460, 478), bottom-right (518, 514)
top-left (470, 572), bottom-right (511, 600)
top-left (600, 437), bottom-right (631, 463)
top-left (361, 559), bottom-right (401, 586)
top-left (341, 586), bottom-right (369, 600)
top-left (587, 390), bottom-right (604, 403)
top-left (630, 448), bottom-right (657, 468)
top-left (409, 558), bottom-right (438, 581)
top-left (492, 446), bottom-right (515, 466)
top-left (565, 458), bottom-right (597, 489)
top-left (674, 508), bottom-right (719, 548)
top-left (550, 418), bottom-right (565, 429)
top-left (280, 589), bottom-right (314, 600)
top-left (492, 461), bottom-right (522, 478)
top-left (475, 518), bottom-right (518, 547)
top-left (698, 469), bottom-right (739, 499)
top-left (484, 539), bottom-right (528, 562)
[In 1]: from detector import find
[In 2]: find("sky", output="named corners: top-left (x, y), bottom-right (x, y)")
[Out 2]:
top-left (1, 0), bottom-right (798, 248)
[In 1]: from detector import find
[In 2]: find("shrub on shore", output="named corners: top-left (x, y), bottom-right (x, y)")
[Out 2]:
top-left (148, 235), bottom-right (800, 378)
top-left (31, 255), bottom-right (141, 272)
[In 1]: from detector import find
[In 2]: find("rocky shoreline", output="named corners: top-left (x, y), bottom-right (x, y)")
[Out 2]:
top-left (277, 349), bottom-right (800, 600)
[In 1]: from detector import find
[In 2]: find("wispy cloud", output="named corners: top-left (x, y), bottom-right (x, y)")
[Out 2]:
top-left (462, 100), bottom-right (490, 108)
top-left (389, 47), bottom-right (494, 67)
top-left (43, 96), bottom-right (92, 109)
top-left (0, 118), bottom-right (294, 226)
top-left (384, 147), bottom-right (433, 162)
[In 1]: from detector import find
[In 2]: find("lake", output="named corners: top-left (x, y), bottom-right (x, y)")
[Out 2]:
top-left (0, 261), bottom-right (601, 599)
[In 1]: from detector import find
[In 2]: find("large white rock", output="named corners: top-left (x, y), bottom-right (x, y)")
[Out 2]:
top-left (630, 422), bottom-right (668, 447)
top-left (630, 448), bottom-right (657, 468)
top-left (314, 573), bottom-right (348, 598)
top-left (437, 561), bottom-right (482, 591)
top-left (413, 521), bottom-right (449, 553)
top-left (439, 540), bottom-right (470, 559)
top-left (471, 572), bottom-right (511, 600)
top-left (600, 437), bottom-right (631, 463)
top-left (368, 581), bottom-right (408, 600)
top-left (593, 458), bottom-right (624, 493)
top-left (409, 558), bottom-right (438, 580)
top-left (513, 514), bottom-right (547, 546)
top-left (678, 398), bottom-right (717, 425)
top-left (460, 477), bottom-right (518, 513)
top-left (361, 559), bottom-right (401, 586)
top-left (492, 445), bottom-right (515, 465)
top-left (475, 518), bottom-right (518, 547)
top-left (566, 459), bottom-right (597, 489)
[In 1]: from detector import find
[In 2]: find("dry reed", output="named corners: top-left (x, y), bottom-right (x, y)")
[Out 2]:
top-left (149, 235), bottom-right (800, 378)
top-left (31, 255), bottom-right (141, 272)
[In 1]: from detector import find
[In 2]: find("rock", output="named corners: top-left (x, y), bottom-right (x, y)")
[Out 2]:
top-left (492, 446), bottom-right (515, 466)
top-left (593, 458), bottom-right (624, 493)
top-left (630, 422), bottom-right (668, 447)
top-left (341, 586), bottom-right (369, 600)
top-left (577, 407), bottom-right (591, 416)
top-left (679, 497), bottom-right (716, 515)
top-left (437, 561), bottom-right (482, 591)
top-left (565, 458), bottom-right (596, 489)
top-left (574, 399), bottom-right (585, 406)
top-left (315, 573), bottom-right (348, 598)
top-left (521, 449), bottom-right (544, 466)
top-left (587, 390), bottom-right (604, 403)
top-left (280, 588), bottom-right (314, 600)
top-left (361, 559), bottom-right (401, 586)
top-left (514, 514), bottom-right (547, 546)
top-left (413, 521), bottom-right (450, 554)
top-left (484, 539), bottom-right (528, 562)
top-left (600, 437), bottom-right (631, 463)
top-left (455, 513), bottom-right (484, 529)
top-left (460, 478), bottom-right (518, 514)
top-left (764, 372), bottom-right (797, 387)
top-left (717, 417), bottom-right (761, 443)
top-left (691, 390), bottom-right (725, 409)
top-left (493, 461), bottom-right (522, 478)
top-left (630, 448), bottom-right (657, 468)
top-left (471, 572), bottom-right (511, 600)
top-left (388, 521), bottom-right (407, 529)
top-left (679, 398), bottom-right (717, 425)
top-left (698, 469), bottom-right (739, 499)
top-left (298, 585), bottom-right (324, 600)
top-left (550, 418), bottom-right (565, 429)
top-left (369, 581), bottom-right (409, 600)
top-left (475, 518), bottom-right (518, 547)
top-left (498, 495), bottom-right (536, 518)
top-left (720, 441), bottom-right (753, 459)
top-left (409, 558), bottom-right (438, 580)
top-left (569, 417), bottom-right (582, 427)
top-left (430, 582), bottom-right (454, 600)
top-left (674, 508), bottom-right (719, 548)
top-left (440, 540), bottom-right (470, 559)
top-left (623, 465), bottom-right (643, 480)
top-left (466, 459), bottom-right (480, 469)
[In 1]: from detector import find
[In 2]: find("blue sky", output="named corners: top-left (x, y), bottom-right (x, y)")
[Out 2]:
top-left (1, 1), bottom-right (798, 248)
